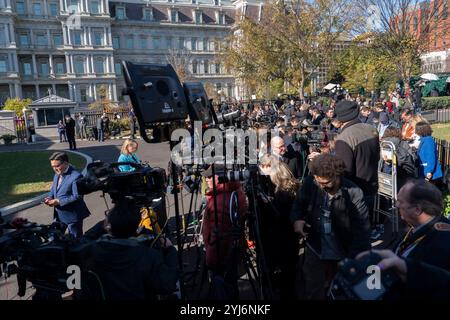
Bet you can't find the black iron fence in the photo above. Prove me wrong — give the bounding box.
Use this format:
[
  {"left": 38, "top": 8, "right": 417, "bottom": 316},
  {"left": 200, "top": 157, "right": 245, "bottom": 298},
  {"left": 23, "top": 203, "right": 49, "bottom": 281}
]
[
  {"left": 436, "top": 138, "right": 450, "bottom": 177},
  {"left": 81, "top": 110, "right": 131, "bottom": 128}
]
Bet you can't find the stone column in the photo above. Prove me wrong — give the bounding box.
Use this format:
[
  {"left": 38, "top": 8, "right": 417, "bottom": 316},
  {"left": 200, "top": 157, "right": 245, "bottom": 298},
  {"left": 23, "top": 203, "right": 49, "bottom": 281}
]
[
  {"left": 112, "top": 83, "right": 117, "bottom": 100},
  {"left": 4, "top": 23, "right": 9, "bottom": 44},
  {"left": 32, "top": 54, "right": 38, "bottom": 78},
  {"left": 47, "top": 29, "right": 51, "bottom": 47},
  {"left": 35, "top": 84, "right": 39, "bottom": 99},
  {"left": 70, "top": 55, "right": 75, "bottom": 73},
  {"left": 65, "top": 53, "right": 71, "bottom": 73},
  {"left": 68, "top": 82, "right": 74, "bottom": 100},
  {"left": 49, "top": 54, "right": 54, "bottom": 75},
  {"left": 43, "top": 0, "right": 48, "bottom": 16}
]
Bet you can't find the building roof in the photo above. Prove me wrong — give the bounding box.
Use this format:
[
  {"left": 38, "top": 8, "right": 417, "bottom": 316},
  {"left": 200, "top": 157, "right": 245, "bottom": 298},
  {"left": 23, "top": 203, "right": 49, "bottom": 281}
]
[
  {"left": 109, "top": 0, "right": 236, "bottom": 24},
  {"left": 30, "top": 95, "right": 76, "bottom": 107}
]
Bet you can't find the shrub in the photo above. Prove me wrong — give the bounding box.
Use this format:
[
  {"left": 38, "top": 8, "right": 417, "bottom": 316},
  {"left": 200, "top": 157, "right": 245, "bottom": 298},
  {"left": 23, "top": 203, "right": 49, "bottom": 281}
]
[
  {"left": 422, "top": 96, "right": 450, "bottom": 110},
  {"left": 0, "top": 134, "right": 17, "bottom": 144}
]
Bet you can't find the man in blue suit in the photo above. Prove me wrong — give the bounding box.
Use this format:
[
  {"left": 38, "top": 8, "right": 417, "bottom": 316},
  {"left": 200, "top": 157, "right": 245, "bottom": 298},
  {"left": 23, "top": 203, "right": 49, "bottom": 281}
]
[{"left": 44, "top": 152, "right": 90, "bottom": 238}]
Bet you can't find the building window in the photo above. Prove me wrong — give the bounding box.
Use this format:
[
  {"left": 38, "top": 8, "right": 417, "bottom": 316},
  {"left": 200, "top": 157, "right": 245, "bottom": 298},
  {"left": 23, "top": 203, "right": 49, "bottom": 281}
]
[
  {"left": 16, "top": 1, "right": 25, "bottom": 14},
  {"left": 215, "top": 63, "right": 220, "bottom": 74},
  {"left": 20, "top": 34, "right": 29, "bottom": 46},
  {"left": 74, "top": 58, "right": 85, "bottom": 74},
  {"left": 94, "top": 32, "right": 103, "bottom": 46},
  {"left": 23, "top": 62, "right": 32, "bottom": 75},
  {"left": 140, "top": 37, "right": 147, "bottom": 49},
  {"left": 126, "top": 37, "right": 133, "bottom": 49},
  {"left": 80, "top": 88, "right": 88, "bottom": 102},
  {"left": 37, "top": 108, "right": 69, "bottom": 126},
  {"left": 191, "top": 38, "right": 197, "bottom": 51},
  {"left": 0, "top": 58, "right": 7, "bottom": 73},
  {"left": 204, "top": 61, "right": 208, "bottom": 74},
  {"left": 36, "top": 34, "right": 47, "bottom": 46},
  {"left": 40, "top": 62, "right": 49, "bottom": 76},
  {"left": 33, "top": 3, "right": 42, "bottom": 16},
  {"left": 94, "top": 58, "right": 104, "bottom": 73},
  {"left": 143, "top": 8, "right": 153, "bottom": 20},
  {"left": 0, "top": 26, "right": 5, "bottom": 45},
  {"left": 195, "top": 11, "right": 202, "bottom": 24},
  {"left": 69, "top": 0, "right": 78, "bottom": 13},
  {"left": 413, "top": 16, "right": 418, "bottom": 31},
  {"left": 170, "top": 9, "right": 178, "bottom": 22},
  {"left": 53, "top": 34, "right": 62, "bottom": 46},
  {"left": 115, "top": 62, "right": 121, "bottom": 75},
  {"left": 55, "top": 62, "right": 65, "bottom": 74},
  {"left": 152, "top": 37, "right": 160, "bottom": 49},
  {"left": 166, "top": 37, "right": 172, "bottom": 49},
  {"left": 116, "top": 7, "right": 125, "bottom": 20},
  {"left": 218, "top": 12, "right": 225, "bottom": 24},
  {"left": 203, "top": 38, "right": 208, "bottom": 51},
  {"left": 112, "top": 36, "right": 120, "bottom": 49},
  {"left": 90, "top": 0, "right": 99, "bottom": 14},
  {"left": 179, "top": 37, "right": 184, "bottom": 49},
  {"left": 192, "top": 60, "right": 197, "bottom": 74},
  {"left": 50, "top": 3, "right": 58, "bottom": 16},
  {"left": 445, "top": 0, "right": 449, "bottom": 19},
  {"left": 214, "top": 0, "right": 219, "bottom": 5},
  {"left": 73, "top": 31, "right": 82, "bottom": 45}
]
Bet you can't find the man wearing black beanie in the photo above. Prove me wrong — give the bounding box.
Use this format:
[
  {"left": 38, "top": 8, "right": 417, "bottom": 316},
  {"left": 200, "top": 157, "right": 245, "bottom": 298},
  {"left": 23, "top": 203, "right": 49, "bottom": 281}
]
[{"left": 333, "top": 100, "right": 380, "bottom": 229}]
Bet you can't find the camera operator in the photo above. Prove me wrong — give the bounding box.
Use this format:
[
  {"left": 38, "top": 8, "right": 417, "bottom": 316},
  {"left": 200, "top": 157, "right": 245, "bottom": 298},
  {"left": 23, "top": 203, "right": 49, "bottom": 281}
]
[
  {"left": 356, "top": 249, "right": 450, "bottom": 299},
  {"left": 394, "top": 179, "right": 450, "bottom": 270},
  {"left": 45, "top": 152, "right": 91, "bottom": 239},
  {"left": 271, "top": 136, "right": 302, "bottom": 179},
  {"left": 290, "top": 153, "right": 371, "bottom": 300},
  {"left": 81, "top": 200, "right": 177, "bottom": 300},
  {"left": 258, "top": 154, "right": 300, "bottom": 299}
]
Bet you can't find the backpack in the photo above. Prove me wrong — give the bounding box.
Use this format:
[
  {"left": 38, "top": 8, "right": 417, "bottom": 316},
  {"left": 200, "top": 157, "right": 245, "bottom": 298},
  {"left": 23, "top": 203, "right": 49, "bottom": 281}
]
[{"left": 397, "top": 141, "right": 419, "bottom": 178}]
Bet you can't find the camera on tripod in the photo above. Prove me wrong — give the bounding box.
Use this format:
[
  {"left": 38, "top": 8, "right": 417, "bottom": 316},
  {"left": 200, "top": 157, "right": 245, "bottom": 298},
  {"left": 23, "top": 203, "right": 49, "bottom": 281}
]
[
  {"left": 77, "top": 161, "right": 167, "bottom": 206},
  {"left": 0, "top": 221, "right": 90, "bottom": 299}
]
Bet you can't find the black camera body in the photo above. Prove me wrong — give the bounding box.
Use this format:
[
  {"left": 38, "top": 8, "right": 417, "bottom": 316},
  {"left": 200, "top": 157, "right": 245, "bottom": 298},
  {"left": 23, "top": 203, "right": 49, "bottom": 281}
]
[
  {"left": 77, "top": 161, "right": 167, "bottom": 206},
  {"left": 329, "top": 252, "right": 399, "bottom": 300}
]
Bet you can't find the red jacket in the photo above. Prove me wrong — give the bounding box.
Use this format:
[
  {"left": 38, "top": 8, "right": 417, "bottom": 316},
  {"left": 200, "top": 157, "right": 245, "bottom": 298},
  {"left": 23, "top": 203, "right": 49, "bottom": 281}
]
[{"left": 202, "top": 181, "right": 248, "bottom": 268}]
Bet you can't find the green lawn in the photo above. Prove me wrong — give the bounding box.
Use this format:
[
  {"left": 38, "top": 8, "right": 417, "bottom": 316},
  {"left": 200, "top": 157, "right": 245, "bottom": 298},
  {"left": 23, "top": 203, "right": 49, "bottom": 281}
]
[
  {"left": 0, "top": 151, "right": 86, "bottom": 208},
  {"left": 432, "top": 123, "right": 450, "bottom": 142}
]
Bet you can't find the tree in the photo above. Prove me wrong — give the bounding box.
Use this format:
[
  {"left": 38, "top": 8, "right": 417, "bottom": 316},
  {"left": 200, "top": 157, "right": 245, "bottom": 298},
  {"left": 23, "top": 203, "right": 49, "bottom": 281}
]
[
  {"left": 353, "top": 0, "right": 446, "bottom": 97},
  {"left": 165, "top": 49, "right": 193, "bottom": 83},
  {"left": 330, "top": 40, "right": 399, "bottom": 95},
  {"left": 222, "top": 0, "right": 358, "bottom": 99},
  {"left": 88, "top": 85, "right": 116, "bottom": 112},
  {"left": 3, "top": 98, "right": 32, "bottom": 117}
]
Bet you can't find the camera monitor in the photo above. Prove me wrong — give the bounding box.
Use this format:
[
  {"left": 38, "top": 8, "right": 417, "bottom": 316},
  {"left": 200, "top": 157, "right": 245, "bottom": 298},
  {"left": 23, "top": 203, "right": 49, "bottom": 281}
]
[
  {"left": 183, "top": 82, "right": 215, "bottom": 125},
  {"left": 121, "top": 61, "right": 189, "bottom": 129}
]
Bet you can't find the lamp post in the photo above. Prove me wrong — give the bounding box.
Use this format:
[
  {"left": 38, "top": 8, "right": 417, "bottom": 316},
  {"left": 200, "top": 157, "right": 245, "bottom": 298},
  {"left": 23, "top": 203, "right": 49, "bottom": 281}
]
[{"left": 22, "top": 107, "right": 29, "bottom": 143}]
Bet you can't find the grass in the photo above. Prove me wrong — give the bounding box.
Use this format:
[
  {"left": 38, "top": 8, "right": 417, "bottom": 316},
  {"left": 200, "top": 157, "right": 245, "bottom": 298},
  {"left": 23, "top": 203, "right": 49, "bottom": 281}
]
[
  {"left": 0, "top": 151, "right": 86, "bottom": 208},
  {"left": 432, "top": 123, "right": 450, "bottom": 142}
]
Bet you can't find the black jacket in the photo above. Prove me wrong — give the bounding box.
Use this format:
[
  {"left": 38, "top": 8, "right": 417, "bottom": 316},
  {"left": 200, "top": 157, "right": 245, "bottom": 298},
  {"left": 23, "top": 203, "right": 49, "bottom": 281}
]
[
  {"left": 334, "top": 119, "right": 380, "bottom": 196},
  {"left": 280, "top": 144, "right": 303, "bottom": 179},
  {"left": 65, "top": 118, "right": 76, "bottom": 136},
  {"left": 404, "top": 259, "right": 450, "bottom": 299},
  {"left": 290, "top": 176, "right": 371, "bottom": 258},
  {"left": 82, "top": 236, "right": 178, "bottom": 300},
  {"left": 395, "top": 216, "right": 450, "bottom": 271}
]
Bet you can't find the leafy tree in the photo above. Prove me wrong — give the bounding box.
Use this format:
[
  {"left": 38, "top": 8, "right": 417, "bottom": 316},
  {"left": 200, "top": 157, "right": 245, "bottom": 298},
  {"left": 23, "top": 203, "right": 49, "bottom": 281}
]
[
  {"left": 222, "top": 0, "right": 357, "bottom": 99},
  {"left": 88, "top": 85, "right": 116, "bottom": 112},
  {"left": 2, "top": 98, "right": 32, "bottom": 117}
]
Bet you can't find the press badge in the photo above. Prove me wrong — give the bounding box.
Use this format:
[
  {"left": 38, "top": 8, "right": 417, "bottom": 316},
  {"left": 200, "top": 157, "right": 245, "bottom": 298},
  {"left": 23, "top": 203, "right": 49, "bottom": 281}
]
[{"left": 322, "top": 209, "right": 332, "bottom": 234}]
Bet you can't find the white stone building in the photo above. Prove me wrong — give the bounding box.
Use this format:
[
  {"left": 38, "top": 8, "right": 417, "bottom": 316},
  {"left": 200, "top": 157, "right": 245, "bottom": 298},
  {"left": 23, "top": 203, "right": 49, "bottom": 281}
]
[{"left": 0, "top": 0, "right": 238, "bottom": 115}]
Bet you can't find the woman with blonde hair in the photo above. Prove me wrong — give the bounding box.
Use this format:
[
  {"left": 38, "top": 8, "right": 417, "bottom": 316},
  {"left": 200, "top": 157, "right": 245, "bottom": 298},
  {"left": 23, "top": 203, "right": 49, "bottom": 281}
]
[
  {"left": 258, "top": 154, "right": 300, "bottom": 299},
  {"left": 118, "top": 139, "right": 141, "bottom": 172}
]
